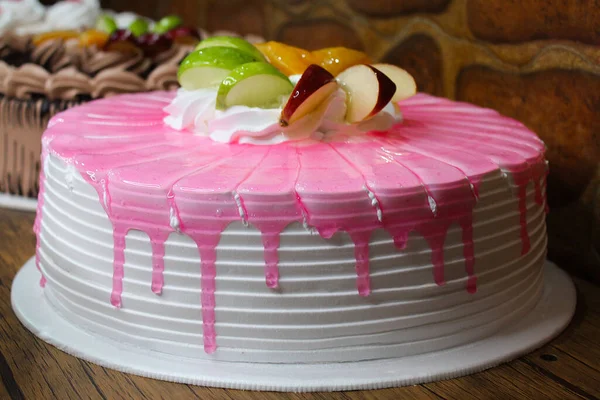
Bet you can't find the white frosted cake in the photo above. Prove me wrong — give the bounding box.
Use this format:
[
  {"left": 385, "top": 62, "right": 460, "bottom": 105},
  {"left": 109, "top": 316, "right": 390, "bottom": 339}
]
[{"left": 18, "top": 37, "right": 565, "bottom": 388}]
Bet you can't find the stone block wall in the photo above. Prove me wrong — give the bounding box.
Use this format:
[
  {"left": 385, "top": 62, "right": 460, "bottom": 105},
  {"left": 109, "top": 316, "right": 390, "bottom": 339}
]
[{"left": 105, "top": 0, "right": 600, "bottom": 282}]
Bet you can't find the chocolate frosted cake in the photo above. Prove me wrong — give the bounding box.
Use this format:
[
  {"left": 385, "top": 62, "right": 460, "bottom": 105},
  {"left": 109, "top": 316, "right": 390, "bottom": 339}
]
[
  {"left": 0, "top": 0, "right": 257, "bottom": 201},
  {"left": 0, "top": 35, "right": 193, "bottom": 197}
]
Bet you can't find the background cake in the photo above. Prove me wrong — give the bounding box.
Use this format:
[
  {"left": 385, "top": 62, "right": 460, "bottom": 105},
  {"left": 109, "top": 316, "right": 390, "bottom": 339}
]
[{"left": 0, "top": 0, "right": 259, "bottom": 202}]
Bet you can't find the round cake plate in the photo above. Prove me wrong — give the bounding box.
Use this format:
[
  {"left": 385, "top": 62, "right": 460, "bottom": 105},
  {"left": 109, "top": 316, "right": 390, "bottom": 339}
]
[
  {"left": 0, "top": 193, "right": 37, "bottom": 212},
  {"left": 12, "top": 258, "right": 576, "bottom": 392}
]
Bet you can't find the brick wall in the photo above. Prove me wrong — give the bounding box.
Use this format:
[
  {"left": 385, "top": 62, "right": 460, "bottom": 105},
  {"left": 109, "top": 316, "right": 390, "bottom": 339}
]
[{"left": 104, "top": 0, "right": 600, "bottom": 281}]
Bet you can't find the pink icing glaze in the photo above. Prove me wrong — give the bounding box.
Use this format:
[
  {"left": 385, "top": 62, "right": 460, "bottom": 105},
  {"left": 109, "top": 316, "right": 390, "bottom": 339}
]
[{"left": 36, "top": 92, "right": 547, "bottom": 353}]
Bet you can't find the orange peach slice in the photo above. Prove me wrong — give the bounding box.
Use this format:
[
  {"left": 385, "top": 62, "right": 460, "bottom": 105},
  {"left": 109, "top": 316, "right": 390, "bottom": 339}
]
[
  {"left": 32, "top": 30, "right": 80, "bottom": 47},
  {"left": 79, "top": 29, "right": 110, "bottom": 48},
  {"left": 255, "top": 41, "right": 315, "bottom": 76},
  {"left": 312, "top": 47, "right": 371, "bottom": 76}
]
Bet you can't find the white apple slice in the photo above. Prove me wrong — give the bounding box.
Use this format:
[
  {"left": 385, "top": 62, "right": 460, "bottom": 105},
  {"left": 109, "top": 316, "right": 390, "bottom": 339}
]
[
  {"left": 371, "top": 63, "right": 416, "bottom": 101},
  {"left": 280, "top": 64, "right": 339, "bottom": 127},
  {"left": 336, "top": 64, "right": 396, "bottom": 123}
]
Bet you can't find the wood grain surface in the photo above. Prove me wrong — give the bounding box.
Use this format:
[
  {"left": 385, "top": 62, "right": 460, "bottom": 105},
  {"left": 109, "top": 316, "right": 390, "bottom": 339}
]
[{"left": 0, "top": 207, "right": 599, "bottom": 399}]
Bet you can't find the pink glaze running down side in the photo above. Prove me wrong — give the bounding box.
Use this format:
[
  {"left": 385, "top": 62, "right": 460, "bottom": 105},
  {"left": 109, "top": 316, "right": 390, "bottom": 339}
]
[{"left": 36, "top": 92, "right": 547, "bottom": 354}]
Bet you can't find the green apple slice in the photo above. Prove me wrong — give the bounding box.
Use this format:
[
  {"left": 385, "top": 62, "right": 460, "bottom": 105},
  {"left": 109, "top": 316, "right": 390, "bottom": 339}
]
[
  {"left": 178, "top": 47, "right": 256, "bottom": 90},
  {"left": 216, "top": 62, "right": 293, "bottom": 110},
  {"left": 129, "top": 18, "right": 149, "bottom": 37},
  {"left": 153, "top": 15, "right": 183, "bottom": 34},
  {"left": 96, "top": 15, "right": 118, "bottom": 34},
  {"left": 195, "top": 36, "right": 265, "bottom": 62}
]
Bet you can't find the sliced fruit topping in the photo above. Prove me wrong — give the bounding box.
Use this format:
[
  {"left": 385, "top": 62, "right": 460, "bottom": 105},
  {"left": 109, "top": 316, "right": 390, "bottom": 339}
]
[
  {"left": 371, "top": 63, "right": 416, "bottom": 101},
  {"left": 216, "top": 62, "right": 293, "bottom": 110},
  {"left": 312, "top": 47, "right": 371, "bottom": 76},
  {"left": 32, "top": 30, "right": 79, "bottom": 47},
  {"left": 153, "top": 15, "right": 183, "bottom": 34},
  {"left": 255, "top": 41, "right": 315, "bottom": 76},
  {"left": 129, "top": 18, "right": 150, "bottom": 37},
  {"left": 195, "top": 36, "right": 265, "bottom": 62},
  {"left": 178, "top": 46, "right": 256, "bottom": 90},
  {"left": 137, "top": 33, "right": 173, "bottom": 57},
  {"left": 96, "top": 15, "right": 118, "bottom": 35},
  {"left": 336, "top": 64, "right": 396, "bottom": 123},
  {"left": 165, "top": 27, "right": 201, "bottom": 45},
  {"left": 280, "top": 64, "right": 338, "bottom": 127},
  {"left": 104, "top": 29, "right": 139, "bottom": 54},
  {"left": 79, "top": 29, "right": 110, "bottom": 48}
]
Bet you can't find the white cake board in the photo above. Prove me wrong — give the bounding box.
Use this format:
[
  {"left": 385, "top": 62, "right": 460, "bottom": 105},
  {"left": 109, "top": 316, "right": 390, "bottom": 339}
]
[
  {"left": 0, "top": 193, "right": 37, "bottom": 212},
  {"left": 12, "top": 258, "right": 576, "bottom": 392}
]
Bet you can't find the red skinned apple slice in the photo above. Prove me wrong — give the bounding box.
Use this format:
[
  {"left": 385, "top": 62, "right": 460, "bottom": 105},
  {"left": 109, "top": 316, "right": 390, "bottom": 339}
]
[
  {"left": 371, "top": 63, "right": 416, "bottom": 101},
  {"left": 280, "top": 64, "right": 338, "bottom": 127},
  {"left": 336, "top": 64, "right": 396, "bottom": 123}
]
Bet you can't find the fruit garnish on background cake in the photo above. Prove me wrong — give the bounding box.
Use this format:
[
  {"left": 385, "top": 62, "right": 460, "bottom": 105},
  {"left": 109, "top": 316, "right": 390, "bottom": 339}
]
[
  {"left": 98, "top": 14, "right": 200, "bottom": 56},
  {"left": 28, "top": 12, "right": 201, "bottom": 59},
  {"left": 167, "top": 36, "right": 417, "bottom": 143}
]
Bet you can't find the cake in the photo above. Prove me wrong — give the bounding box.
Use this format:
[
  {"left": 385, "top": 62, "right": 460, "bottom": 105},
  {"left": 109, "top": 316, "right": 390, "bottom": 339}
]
[
  {"left": 25, "top": 37, "right": 555, "bottom": 381},
  {"left": 0, "top": 0, "right": 243, "bottom": 200}
]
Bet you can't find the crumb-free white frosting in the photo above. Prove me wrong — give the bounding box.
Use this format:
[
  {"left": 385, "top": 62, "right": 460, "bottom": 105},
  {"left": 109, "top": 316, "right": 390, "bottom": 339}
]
[
  {"left": 164, "top": 81, "right": 400, "bottom": 144},
  {"left": 37, "top": 153, "right": 547, "bottom": 363},
  {"left": 33, "top": 92, "right": 549, "bottom": 363}
]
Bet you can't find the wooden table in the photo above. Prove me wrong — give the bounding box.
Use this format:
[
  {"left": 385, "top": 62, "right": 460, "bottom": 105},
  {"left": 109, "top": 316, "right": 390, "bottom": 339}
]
[{"left": 1, "top": 208, "right": 599, "bottom": 400}]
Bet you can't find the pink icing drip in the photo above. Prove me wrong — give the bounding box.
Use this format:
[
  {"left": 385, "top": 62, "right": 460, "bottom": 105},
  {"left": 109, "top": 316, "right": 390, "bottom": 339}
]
[
  {"left": 460, "top": 215, "right": 477, "bottom": 294},
  {"left": 167, "top": 188, "right": 183, "bottom": 229},
  {"left": 194, "top": 236, "right": 219, "bottom": 354},
  {"left": 240, "top": 146, "right": 305, "bottom": 289},
  {"left": 38, "top": 92, "right": 548, "bottom": 353},
  {"left": 111, "top": 226, "right": 127, "bottom": 308},
  {"left": 418, "top": 224, "right": 450, "bottom": 286},
  {"left": 34, "top": 252, "right": 47, "bottom": 287},
  {"left": 150, "top": 235, "right": 167, "bottom": 294},
  {"left": 392, "top": 232, "right": 410, "bottom": 250},
  {"left": 262, "top": 232, "right": 281, "bottom": 288}
]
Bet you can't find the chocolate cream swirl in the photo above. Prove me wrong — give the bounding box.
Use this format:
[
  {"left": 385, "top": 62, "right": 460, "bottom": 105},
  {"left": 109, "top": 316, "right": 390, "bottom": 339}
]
[
  {"left": 82, "top": 47, "right": 152, "bottom": 77},
  {"left": 46, "top": 67, "right": 92, "bottom": 100},
  {"left": 92, "top": 69, "right": 146, "bottom": 98},
  {"left": 30, "top": 38, "right": 81, "bottom": 72},
  {"left": 147, "top": 45, "right": 192, "bottom": 91},
  {"left": 3, "top": 64, "right": 49, "bottom": 99}
]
